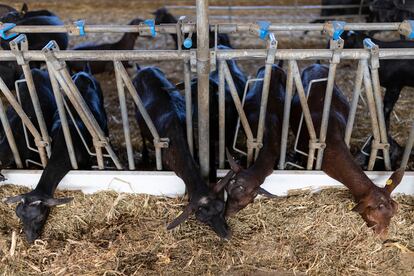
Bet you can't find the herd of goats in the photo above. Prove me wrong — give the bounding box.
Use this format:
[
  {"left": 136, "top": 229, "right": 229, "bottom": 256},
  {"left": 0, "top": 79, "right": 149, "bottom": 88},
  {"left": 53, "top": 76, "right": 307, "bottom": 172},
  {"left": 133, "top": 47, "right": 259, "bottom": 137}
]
[{"left": 0, "top": 2, "right": 412, "bottom": 243}]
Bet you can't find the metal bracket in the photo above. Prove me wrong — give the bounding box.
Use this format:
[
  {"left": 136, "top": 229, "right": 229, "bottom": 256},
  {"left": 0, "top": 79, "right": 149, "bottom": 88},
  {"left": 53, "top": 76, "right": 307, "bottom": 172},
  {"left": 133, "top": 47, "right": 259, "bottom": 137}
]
[
  {"left": 0, "top": 23, "right": 18, "bottom": 40},
  {"left": 247, "top": 139, "right": 263, "bottom": 150},
  {"left": 9, "top": 34, "right": 28, "bottom": 65},
  {"left": 154, "top": 138, "right": 169, "bottom": 149},
  {"left": 265, "top": 33, "right": 278, "bottom": 65},
  {"left": 329, "top": 38, "right": 343, "bottom": 64},
  {"left": 323, "top": 21, "right": 346, "bottom": 41},
  {"left": 42, "top": 41, "right": 66, "bottom": 71},
  {"left": 363, "top": 38, "right": 380, "bottom": 69},
  {"left": 177, "top": 16, "right": 194, "bottom": 49},
  {"left": 256, "top": 21, "right": 271, "bottom": 40},
  {"left": 398, "top": 20, "right": 414, "bottom": 39},
  {"left": 190, "top": 50, "right": 216, "bottom": 73},
  {"left": 143, "top": 19, "right": 157, "bottom": 37},
  {"left": 68, "top": 20, "right": 86, "bottom": 36}
]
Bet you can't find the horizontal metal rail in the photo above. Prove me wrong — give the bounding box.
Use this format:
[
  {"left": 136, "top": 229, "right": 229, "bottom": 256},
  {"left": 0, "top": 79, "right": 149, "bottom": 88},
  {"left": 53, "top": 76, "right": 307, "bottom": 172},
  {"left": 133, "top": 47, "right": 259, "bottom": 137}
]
[
  {"left": 3, "top": 22, "right": 408, "bottom": 35},
  {"left": 166, "top": 4, "right": 369, "bottom": 11},
  {"left": 1, "top": 49, "right": 414, "bottom": 62}
]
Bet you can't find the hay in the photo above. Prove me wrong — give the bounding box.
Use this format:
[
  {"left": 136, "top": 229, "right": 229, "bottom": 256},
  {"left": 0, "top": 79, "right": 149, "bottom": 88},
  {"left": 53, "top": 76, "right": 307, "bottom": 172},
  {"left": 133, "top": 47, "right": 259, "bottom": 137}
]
[{"left": 1, "top": 185, "right": 413, "bottom": 275}]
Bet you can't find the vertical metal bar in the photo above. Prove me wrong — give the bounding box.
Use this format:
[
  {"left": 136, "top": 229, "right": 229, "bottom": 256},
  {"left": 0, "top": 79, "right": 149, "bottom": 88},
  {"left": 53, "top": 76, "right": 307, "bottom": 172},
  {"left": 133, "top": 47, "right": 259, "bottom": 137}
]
[
  {"left": 370, "top": 65, "right": 391, "bottom": 170},
  {"left": 291, "top": 60, "right": 318, "bottom": 170},
  {"left": 183, "top": 60, "right": 194, "bottom": 157},
  {"left": 255, "top": 34, "right": 277, "bottom": 160},
  {"left": 0, "top": 76, "right": 47, "bottom": 167},
  {"left": 344, "top": 60, "right": 364, "bottom": 147},
  {"left": 278, "top": 60, "right": 294, "bottom": 169},
  {"left": 400, "top": 122, "right": 414, "bottom": 170},
  {"left": 21, "top": 64, "right": 51, "bottom": 157},
  {"left": 0, "top": 94, "right": 23, "bottom": 168},
  {"left": 315, "top": 58, "right": 339, "bottom": 170},
  {"left": 115, "top": 61, "right": 165, "bottom": 170},
  {"left": 114, "top": 61, "right": 135, "bottom": 170},
  {"left": 222, "top": 62, "right": 255, "bottom": 163},
  {"left": 95, "top": 143, "right": 104, "bottom": 170},
  {"left": 362, "top": 60, "right": 381, "bottom": 170},
  {"left": 196, "top": 0, "right": 210, "bottom": 179},
  {"left": 218, "top": 60, "right": 226, "bottom": 168},
  {"left": 46, "top": 63, "right": 78, "bottom": 170}
]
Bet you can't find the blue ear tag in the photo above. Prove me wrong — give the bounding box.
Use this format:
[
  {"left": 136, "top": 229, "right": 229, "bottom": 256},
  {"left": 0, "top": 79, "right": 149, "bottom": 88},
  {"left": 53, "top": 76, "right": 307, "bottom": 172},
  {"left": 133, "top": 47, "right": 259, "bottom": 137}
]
[
  {"left": 0, "top": 23, "right": 18, "bottom": 40},
  {"left": 183, "top": 37, "right": 192, "bottom": 49},
  {"left": 257, "top": 21, "right": 271, "bottom": 40},
  {"left": 144, "top": 19, "right": 156, "bottom": 37},
  {"left": 331, "top": 21, "right": 346, "bottom": 40},
  {"left": 74, "top": 20, "right": 86, "bottom": 36}
]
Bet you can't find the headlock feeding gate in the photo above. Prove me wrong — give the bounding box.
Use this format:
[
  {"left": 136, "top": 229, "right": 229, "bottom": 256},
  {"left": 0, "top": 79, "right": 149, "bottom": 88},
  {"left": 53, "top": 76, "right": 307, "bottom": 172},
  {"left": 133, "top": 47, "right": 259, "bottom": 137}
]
[{"left": 0, "top": 1, "right": 413, "bottom": 196}]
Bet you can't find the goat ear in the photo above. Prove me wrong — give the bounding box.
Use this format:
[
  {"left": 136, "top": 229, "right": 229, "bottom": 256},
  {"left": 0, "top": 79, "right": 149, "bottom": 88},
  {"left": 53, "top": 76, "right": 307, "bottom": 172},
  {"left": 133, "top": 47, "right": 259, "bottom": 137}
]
[
  {"left": 226, "top": 148, "right": 242, "bottom": 173},
  {"left": 43, "top": 197, "right": 74, "bottom": 207},
  {"left": 213, "top": 170, "right": 235, "bottom": 193},
  {"left": 21, "top": 3, "right": 28, "bottom": 14},
  {"left": 167, "top": 204, "right": 194, "bottom": 230},
  {"left": 257, "top": 187, "right": 277, "bottom": 198},
  {"left": 2, "top": 195, "right": 24, "bottom": 204},
  {"left": 384, "top": 168, "right": 405, "bottom": 195},
  {"left": 351, "top": 201, "right": 366, "bottom": 214}
]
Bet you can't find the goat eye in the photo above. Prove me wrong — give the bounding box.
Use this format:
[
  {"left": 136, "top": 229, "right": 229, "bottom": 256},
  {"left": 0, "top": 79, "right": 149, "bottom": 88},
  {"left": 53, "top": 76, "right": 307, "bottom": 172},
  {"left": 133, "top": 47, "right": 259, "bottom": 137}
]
[
  {"left": 378, "top": 204, "right": 385, "bottom": 209},
  {"left": 238, "top": 186, "right": 245, "bottom": 191}
]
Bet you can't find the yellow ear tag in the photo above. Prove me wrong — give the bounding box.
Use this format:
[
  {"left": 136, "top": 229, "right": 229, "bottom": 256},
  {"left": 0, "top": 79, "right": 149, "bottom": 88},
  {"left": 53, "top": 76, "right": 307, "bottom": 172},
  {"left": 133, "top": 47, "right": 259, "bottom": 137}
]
[{"left": 386, "top": 179, "right": 393, "bottom": 186}]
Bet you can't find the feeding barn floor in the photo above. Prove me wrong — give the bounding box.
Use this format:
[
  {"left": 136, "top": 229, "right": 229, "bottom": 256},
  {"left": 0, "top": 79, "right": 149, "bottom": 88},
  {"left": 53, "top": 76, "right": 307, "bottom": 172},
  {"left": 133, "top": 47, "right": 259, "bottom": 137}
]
[
  {"left": 1, "top": 0, "right": 414, "bottom": 275},
  {"left": 1, "top": 185, "right": 414, "bottom": 275}
]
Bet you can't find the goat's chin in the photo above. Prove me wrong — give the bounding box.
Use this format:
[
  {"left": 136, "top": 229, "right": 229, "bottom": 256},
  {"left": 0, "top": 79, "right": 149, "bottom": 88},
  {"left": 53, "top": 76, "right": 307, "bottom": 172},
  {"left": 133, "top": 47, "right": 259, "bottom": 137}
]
[{"left": 372, "top": 224, "right": 389, "bottom": 240}]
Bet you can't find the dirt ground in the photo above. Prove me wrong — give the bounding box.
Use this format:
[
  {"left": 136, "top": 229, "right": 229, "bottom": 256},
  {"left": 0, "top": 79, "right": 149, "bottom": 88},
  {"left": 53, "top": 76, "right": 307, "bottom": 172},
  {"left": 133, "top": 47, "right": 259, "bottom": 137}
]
[{"left": 0, "top": 1, "right": 413, "bottom": 275}]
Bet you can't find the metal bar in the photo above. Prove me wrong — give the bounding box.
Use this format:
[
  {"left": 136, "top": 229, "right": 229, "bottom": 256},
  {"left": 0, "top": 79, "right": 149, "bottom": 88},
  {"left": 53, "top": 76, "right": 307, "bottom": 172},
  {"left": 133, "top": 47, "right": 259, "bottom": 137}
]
[
  {"left": 401, "top": 122, "right": 414, "bottom": 170},
  {"left": 2, "top": 49, "right": 414, "bottom": 62},
  {"left": 6, "top": 22, "right": 404, "bottom": 35},
  {"left": 114, "top": 61, "right": 135, "bottom": 170},
  {"left": 291, "top": 60, "right": 318, "bottom": 170},
  {"left": 315, "top": 40, "right": 340, "bottom": 170},
  {"left": 345, "top": 60, "right": 364, "bottom": 147},
  {"left": 370, "top": 64, "right": 391, "bottom": 170},
  {"left": 0, "top": 92, "right": 23, "bottom": 168},
  {"left": 218, "top": 60, "right": 226, "bottom": 168},
  {"left": 362, "top": 60, "right": 382, "bottom": 170},
  {"left": 115, "top": 61, "right": 165, "bottom": 171},
  {"left": 196, "top": 0, "right": 210, "bottom": 179},
  {"left": 48, "top": 59, "right": 122, "bottom": 170},
  {"left": 255, "top": 33, "right": 277, "bottom": 161},
  {"left": 222, "top": 62, "right": 255, "bottom": 162},
  {"left": 45, "top": 63, "right": 78, "bottom": 170},
  {"left": 0, "top": 76, "right": 47, "bottom": 167},
  {"left": 278, "top": 60, "right": 294, "bottom": 170},
  {"left": 183, "top": 60, "right": 194, "bottom": 157},
  {"left": 95, "top": 142, "right": 104, "bottom": 170},
  {"left": 21, "top": 65, "right": 51, "bottom": 157},
  {"left": 166, "top": 4, "right": 369, "bottom": 10}
]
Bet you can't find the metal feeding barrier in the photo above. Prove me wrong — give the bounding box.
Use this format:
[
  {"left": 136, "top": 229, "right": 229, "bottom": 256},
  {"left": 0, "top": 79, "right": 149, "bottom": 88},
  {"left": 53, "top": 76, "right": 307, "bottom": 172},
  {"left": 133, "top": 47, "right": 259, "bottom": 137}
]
[{"left": 0, "top": 0, "right": 413, "bottom": 196}]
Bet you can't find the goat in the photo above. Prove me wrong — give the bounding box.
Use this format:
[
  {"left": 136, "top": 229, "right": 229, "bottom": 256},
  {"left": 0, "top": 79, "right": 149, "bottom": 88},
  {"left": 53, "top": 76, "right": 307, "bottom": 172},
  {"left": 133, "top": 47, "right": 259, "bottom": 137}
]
[
  {"left": 68, "top": 18, "right": 143, "bottom": 74},
  {"left": 343, "top": 31, "right": 414, "bottom": 168},
  {"left": 3, "top": 65, "right": 108, "bottom": 242},
  {"left": 370, "top": 0, "right": 414, "bottom": 23},
  {"left": 153, "top": 7, "right": 232, "bottom": 49},
  {"left": 214, "top": 64, "right": 286, "bottom": 217},
  {"left": 290, "top": 63, "right": 405, "bottom": 237},
  {"left": 0, "top": 69, "right": 57, "bottom": 169},
  {"left": 133, "top": 66, "right": 230, "bottom": 239}
]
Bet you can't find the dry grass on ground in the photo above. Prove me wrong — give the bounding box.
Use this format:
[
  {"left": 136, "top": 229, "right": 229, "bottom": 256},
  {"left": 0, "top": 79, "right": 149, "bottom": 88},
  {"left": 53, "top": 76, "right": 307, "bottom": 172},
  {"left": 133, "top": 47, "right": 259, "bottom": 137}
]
[{"left": 0, "top": 185, "right": 413, "bottom": 275}]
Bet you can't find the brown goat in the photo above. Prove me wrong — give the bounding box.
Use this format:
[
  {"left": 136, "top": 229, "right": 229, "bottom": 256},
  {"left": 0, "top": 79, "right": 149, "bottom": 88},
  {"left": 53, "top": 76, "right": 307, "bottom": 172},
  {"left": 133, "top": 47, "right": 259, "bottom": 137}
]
[{"left": 290, "top": 63, "right": 404, "bottom": 237}]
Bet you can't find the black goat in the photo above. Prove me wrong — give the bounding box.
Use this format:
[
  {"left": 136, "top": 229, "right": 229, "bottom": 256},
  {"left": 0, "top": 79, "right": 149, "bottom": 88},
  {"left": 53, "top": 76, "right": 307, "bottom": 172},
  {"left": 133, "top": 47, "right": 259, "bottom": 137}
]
[
  {"left": 133, "top": 66, "right": 230, "bottom": 239},
  {"left": 153, "top": 7, "right": 232, "bottom": 49},
  {"left": 3, "top": 66, "right": 108, "bottom": 243},
  {"left": 68, "top": 18, "right": 143, "bottom": 74},
  {"left": 215, "top": 64, "right": 286, "bottom": 216},
  {"left": 309, "top": 0, "right": 371, "bottom": 24},
  {"left": 0, "top": 69, "right": 57, "bottom": 169}
]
